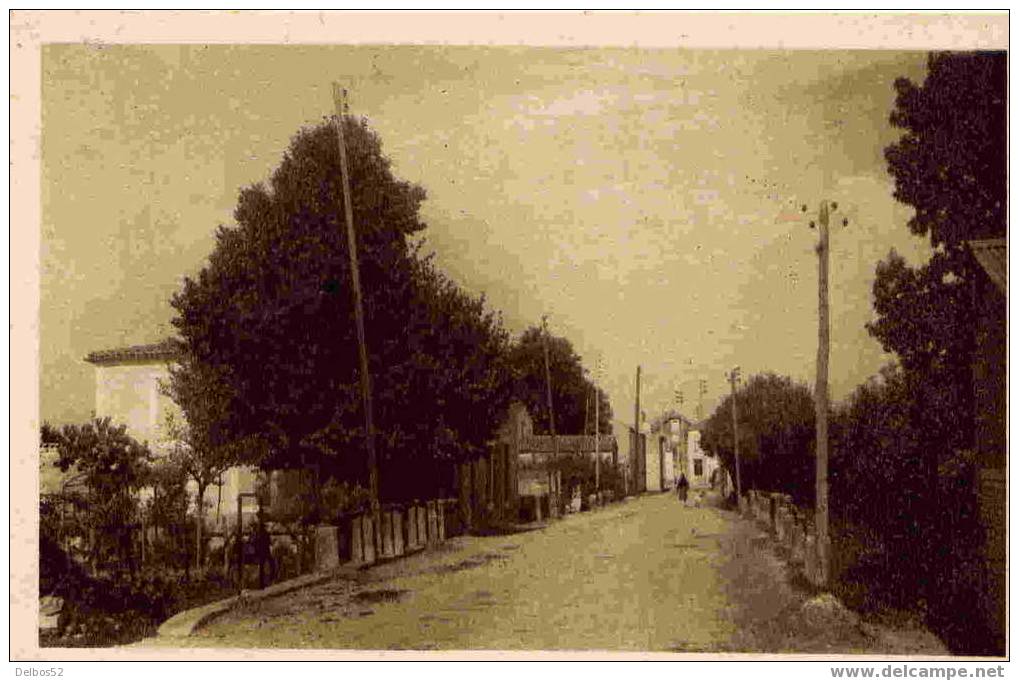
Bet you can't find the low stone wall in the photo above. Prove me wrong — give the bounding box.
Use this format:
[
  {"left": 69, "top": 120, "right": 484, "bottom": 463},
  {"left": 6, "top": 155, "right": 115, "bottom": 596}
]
[
  {"left": 314, "top": 498, "right": 457, "bottom": 572},
  {"left": 744, "top": 489, "right": 823, "bottom": 586}
]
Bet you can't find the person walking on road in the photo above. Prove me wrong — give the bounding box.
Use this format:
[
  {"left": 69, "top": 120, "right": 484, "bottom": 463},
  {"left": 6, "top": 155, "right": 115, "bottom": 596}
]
[{"left": 677, "top": 473, "right": 689, "bottom": 504}]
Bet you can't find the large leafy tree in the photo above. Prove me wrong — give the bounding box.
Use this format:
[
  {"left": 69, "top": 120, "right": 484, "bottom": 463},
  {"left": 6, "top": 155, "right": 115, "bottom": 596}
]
[
  {"left": 700, "top": 372, "right": 815, "bottom": 505},
  {"left": 864, "top": 52, "right": 1005, "bottom": 653},
  {"left": 172, "top": 117, "right": 424, "bottom": 479},
  {"left": 159, "top": 371, "right": 239, "bottom": 570},
  {"left": 171, "top": 116, "right": 514, "bottom": 503},
  {"left": 870, "top": 51, "right": 1006, "bottom": 459},
  {"left": 508, "top": 326, "right": 612, "bottom": 436}
]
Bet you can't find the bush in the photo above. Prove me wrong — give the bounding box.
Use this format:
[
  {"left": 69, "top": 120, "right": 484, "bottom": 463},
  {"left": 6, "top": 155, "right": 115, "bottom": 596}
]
[
  {"left": 830, "top": 364, "right": 995, "bottom": 654},
  {"left": 320, "top": 478, "right": 371, "bottom": 522},
  {"left": 40, "top": 535, "right": 235, "bottom": 647}
]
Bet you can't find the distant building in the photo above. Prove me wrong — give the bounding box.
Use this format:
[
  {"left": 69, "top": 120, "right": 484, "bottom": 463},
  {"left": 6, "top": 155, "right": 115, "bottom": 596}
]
[
  {"left": 615, "top": 417, "right": 651, "bottom": 495},
  {"left": 84, "top": 341, "right": 258, "bottom": 524},
  {"left": 517, "top": 431, "right": 617, "bottom": 514},
  {"left": 518, "top": 434, "right": 618, "bottom": 469},
  {"left": 461, "top": 403, "right": 619, "bottom": 525},
  {"left": 966, "top": 238, "right": 1006, "bottom": 652},
  {"left": 683, "top": 429, "right": 720, "bottom": 489},
  {"left": 651, "top": 410, "right": 692, "bottom": 491}
]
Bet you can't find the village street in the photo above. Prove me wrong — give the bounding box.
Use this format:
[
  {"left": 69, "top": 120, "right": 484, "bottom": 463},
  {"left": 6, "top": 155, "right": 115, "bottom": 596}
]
[{"left": 174, "top": 493, "right": 944, "bottom": 653}]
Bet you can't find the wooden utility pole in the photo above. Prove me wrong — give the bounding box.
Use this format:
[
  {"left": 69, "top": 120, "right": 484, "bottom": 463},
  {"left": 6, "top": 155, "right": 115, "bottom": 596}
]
[
  {"left": 332, "top": 84, "right": 381, "bottom": 536},
  {"left": 729, "top": 366, "right": 743, "bottom": 506},
  {"left": 584, "top": 390, "right": 590, "bottom": 442},
  {"left": 541, "top": 316, "right": 559, "bottom": 514},
  {"left": 814, "top": 200, "right": 833, "bottom": 587},
  {"left": 594, "top": 383, "right": 600, "bottom": 493},
  {"left": 634, "top": 365, "right": 642, "bottom": 494},
  {"left": 698, "top": 379, "right": 707, "bottom": 422}
]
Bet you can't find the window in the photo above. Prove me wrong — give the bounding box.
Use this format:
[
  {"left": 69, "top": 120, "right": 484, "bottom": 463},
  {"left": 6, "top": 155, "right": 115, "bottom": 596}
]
[{"left": 694, "top": 459, "right": 703, "bottom": 477}]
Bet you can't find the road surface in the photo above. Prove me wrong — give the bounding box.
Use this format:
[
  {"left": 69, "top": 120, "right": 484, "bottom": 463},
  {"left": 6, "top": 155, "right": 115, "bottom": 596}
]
[{"left": 180, "top": 492, "right": 945, "bottom": 653}]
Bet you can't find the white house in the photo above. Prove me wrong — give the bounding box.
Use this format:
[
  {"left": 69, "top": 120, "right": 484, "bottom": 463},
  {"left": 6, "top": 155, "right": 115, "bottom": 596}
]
[
  {"left": 684, "top": 429, "right": 720, "bottom": 488},
  {"left": 650, "top": 411, "right": 694, "bottom": 491},
  {"left": 84, "top": 341, "right": 258, "bottom": 524}
]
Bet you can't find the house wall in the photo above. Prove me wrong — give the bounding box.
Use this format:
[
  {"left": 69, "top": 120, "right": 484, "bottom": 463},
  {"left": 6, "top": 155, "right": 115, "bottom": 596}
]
[
  {"left": 94, "top": 361, "right": 177, "bottom": 449},
  {"left": 685, "top": 430, "right": 716, "bottom": 488},
  {"left": 93, "top": 358, "right": 257, "bottom": 524},
  {"left": 659, "top": 417, "right": 687, "bottom": 488},
  {"left": 645, "top": 436, "right": 663, "bottom": 492},
  {"left": 661, "top": 438, "right": 675, "bottom": 489}
]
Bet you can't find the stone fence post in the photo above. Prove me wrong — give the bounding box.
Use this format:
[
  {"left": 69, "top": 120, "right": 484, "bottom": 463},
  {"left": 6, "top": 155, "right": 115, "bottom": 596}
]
[{"left": 314, "top": 524, "right": 339, "bottom": 572}]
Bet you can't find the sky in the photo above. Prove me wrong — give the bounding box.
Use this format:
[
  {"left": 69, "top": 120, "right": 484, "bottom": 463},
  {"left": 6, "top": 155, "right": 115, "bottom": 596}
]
[{"left": 41, "top": 44, "right": 933, "bottom": 429}]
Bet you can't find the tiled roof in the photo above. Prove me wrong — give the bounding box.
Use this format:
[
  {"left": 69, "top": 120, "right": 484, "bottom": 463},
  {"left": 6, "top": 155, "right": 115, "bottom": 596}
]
[
  {"left": 520, "top": 434, "right": 617, "bottom": 454},
  {"left": 85, "top": 340, "right": 178, "bottom": 365},
  {"left": 970, "top": 239, "right": 1007, "bottom": 294}
]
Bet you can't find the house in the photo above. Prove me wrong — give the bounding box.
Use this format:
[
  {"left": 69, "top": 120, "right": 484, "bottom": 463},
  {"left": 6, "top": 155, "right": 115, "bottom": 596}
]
[
  {"left": 84, "top": 341, "right": 258, "bottom": 525},
  {"left": 651, "top": 410, "right": 693, "bottom": 491},
  {"left": 517, "top": 430, "right": 618, "bottom": 518},
  {"left": 457, "top": 402, "right": 620, "bottom": 527},
  {"left": 966, "top": 238, "right": 1007, "bottom": 652},
  {"left": 683, "top": 429, "right": 720, "bottom": 489}
]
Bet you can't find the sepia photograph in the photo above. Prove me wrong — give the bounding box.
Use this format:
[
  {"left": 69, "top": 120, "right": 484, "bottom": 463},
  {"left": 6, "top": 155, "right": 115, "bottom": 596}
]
[{"left": 11, "top": 10, "right": 1008, "bottom": 664}]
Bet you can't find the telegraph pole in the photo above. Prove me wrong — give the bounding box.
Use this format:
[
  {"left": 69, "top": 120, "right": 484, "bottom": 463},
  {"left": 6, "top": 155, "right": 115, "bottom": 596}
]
[
  {"left": 594, "top": 383, "right": 600, "bottom": 494},
  {"left": 697, "top": 379, "right": 707, "bottom": 422},
  {"left": 804, "top": 199, "right": 844, "bottom": 587},
  {"left": 634, "top": 365, "right": 642, "bottom": 494},
  {"left": 584, "top": 390, "right": 590, "bottom": 442},
  {"left": 541, "top": 316, "right": 559, "bottom": 514},
  {"left": 728, "top": 366, "right": 743, "bottom": 508},
  {"left": 333, "top": 84, "right": 380, "bottom": 535}
]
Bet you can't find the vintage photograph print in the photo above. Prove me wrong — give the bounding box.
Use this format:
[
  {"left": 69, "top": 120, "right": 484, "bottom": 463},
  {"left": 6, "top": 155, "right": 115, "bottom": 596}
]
[{"left": 19, "top": 12, "right": 1008, "bottom": 659}]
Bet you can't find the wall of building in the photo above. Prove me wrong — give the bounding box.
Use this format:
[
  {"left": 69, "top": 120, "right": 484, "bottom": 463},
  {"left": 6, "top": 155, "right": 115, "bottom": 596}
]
[
  {"left": 685, "top": 430, "right": 718, "bottom": 488},
  {"left": 94, "top": 361, "right": 177, "bottom": 449},
  {"left": 645, "top": 437, "right": 662, "bottom": 492},
  {"left": 93, "top": 359, "right": 257, "bottom": 524}
]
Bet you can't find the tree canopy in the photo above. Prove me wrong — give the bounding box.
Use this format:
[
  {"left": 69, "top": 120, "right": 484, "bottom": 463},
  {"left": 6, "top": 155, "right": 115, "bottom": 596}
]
[
  {"left": 869, "top": 50, "right": 1006, "bottom": 466},
  {"left": 507, "top": 326, "right": 612, "bottom": 436},
  {"left": 700, "top": 372, "right": 815, "bottom": 504},
  {"left": 171, "top": 116, "right": 515, "bottom": 502},
  {"left": 884, "top": 51, "right": 1006, "bottom": 251}
]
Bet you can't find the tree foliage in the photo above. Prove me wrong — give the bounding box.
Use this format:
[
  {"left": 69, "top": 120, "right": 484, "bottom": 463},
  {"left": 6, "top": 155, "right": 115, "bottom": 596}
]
[
  {"left": 870, "top": 51, "right": 1006, "bottom": 458},
  {"left": 172, "top": 118, "right": 423, "bottom": 475},
  {"left": 839, "top": 54, "right": 1005, "bottom": 651},
  {"left": 508, "top": 326, "right": 612, "bottom": 436},
  {"left": 171, "top": 116, "right": 516, "bottom": 502},
  {"left": 41, "top": 418, "right": 152, "bottom": 569},
  {"left": 829, "top": 363, "right": 988, "bottom": 652},
  {"left": 372, "top": 256, "right": 516, "bottom": 500},
  {"left": 700, "top": 372, "right": 815, "bottom": 505},
  {"left": 884, "top": 51, "right": 1006, "bottom": 250},
  {"left": 162, "top": 365, "right": 239, "bottom": 507}
]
